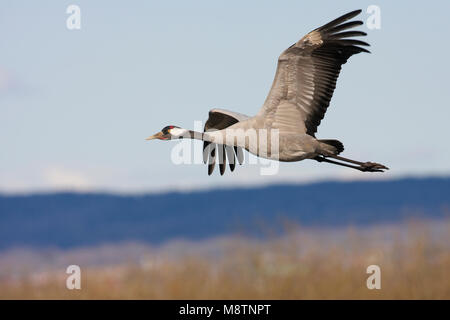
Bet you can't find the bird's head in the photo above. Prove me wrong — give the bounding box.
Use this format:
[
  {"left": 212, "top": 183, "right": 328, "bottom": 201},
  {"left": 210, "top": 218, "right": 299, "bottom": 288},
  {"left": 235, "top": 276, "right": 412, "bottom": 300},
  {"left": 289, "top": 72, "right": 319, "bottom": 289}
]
[{"left": 146, "top": 125, "right": 188, "bottom": 141}]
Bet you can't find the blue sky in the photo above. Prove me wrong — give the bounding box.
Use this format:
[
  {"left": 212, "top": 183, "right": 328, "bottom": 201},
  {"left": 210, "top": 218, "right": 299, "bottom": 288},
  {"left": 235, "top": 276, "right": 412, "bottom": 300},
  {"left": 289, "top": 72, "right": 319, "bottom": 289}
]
[{"left": 1, "top": 1, "right": 449, "bottom": 193}]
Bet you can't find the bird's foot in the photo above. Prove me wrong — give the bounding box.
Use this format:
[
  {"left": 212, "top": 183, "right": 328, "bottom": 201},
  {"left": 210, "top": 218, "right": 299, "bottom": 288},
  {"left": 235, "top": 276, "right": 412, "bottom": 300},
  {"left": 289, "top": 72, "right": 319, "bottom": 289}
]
[{"left": 360, "top": 162, "right": 389, "bottom": 172}]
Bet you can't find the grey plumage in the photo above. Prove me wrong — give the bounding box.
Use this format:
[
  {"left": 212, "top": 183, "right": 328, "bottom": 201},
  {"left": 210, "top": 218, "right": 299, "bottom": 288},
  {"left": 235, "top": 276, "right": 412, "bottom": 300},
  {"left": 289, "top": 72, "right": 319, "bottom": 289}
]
[{"left": 148, "top": 10, "right": 388, "bottom": 175}]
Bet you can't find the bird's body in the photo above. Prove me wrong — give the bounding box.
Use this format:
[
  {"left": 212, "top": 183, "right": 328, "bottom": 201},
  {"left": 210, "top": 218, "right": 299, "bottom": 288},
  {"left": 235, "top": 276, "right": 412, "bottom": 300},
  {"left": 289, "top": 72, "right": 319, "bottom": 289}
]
[
  {"left": 205, "top": 118, "right": 322, "bottom": 162},
  {"left": 147, "top": 9, "right": 388, "bottom": 175}
]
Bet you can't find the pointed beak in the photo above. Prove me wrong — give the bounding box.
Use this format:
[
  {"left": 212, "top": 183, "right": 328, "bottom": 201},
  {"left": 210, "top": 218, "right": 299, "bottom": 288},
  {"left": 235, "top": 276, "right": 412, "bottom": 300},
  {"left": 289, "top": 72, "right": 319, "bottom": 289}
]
[{"left": 145, "top": 131, "right": 164, "bottom": 141}]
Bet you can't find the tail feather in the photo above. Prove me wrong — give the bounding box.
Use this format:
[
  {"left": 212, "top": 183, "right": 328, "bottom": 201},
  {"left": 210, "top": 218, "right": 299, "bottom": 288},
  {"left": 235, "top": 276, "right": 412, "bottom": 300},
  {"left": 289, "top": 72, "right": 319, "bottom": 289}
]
[{"left": 319, "top": 139, "right": 344, "bottom": 155}]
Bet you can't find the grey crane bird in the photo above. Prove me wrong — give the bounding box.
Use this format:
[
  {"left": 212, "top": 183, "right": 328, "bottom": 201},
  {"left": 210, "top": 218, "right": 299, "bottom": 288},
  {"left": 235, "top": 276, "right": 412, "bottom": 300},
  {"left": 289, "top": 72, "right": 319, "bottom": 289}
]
[{"left": 147, "top": 9, "right": 388, "bottom": 175}]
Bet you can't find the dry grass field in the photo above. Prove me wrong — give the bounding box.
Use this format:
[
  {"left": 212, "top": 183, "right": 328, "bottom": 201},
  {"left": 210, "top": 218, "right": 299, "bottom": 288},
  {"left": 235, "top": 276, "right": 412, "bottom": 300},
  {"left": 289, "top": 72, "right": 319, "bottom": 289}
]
[{"left": 1, "top": 219, "right": 449, "bottom": 299}]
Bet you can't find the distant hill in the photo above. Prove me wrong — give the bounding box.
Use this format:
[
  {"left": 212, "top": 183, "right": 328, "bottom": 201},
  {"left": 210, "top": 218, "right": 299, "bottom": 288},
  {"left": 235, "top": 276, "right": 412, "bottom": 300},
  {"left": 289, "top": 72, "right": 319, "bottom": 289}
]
[{"left": 0, "top": 177, "right": 449, "bottom": 250}]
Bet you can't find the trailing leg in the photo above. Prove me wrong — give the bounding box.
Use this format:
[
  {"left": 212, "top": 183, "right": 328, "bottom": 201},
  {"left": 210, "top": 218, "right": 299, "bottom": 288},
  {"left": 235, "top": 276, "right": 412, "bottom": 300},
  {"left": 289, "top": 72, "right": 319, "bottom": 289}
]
[
  {"left": 328, "top": 155, "right": 388, "bottom": 171},
  {"left": 314, "top": 156, "right": 386, "bottom": 172}
]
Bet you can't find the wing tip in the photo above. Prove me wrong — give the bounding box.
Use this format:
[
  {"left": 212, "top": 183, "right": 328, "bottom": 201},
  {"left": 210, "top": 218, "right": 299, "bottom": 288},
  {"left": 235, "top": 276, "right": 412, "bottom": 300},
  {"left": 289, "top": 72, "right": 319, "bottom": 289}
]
[
  {"left": 344, "top": 9, "right": 363, "bottom": 19},
  {"left": 318, "top": 9, "right": 363, "bottom": 32}
]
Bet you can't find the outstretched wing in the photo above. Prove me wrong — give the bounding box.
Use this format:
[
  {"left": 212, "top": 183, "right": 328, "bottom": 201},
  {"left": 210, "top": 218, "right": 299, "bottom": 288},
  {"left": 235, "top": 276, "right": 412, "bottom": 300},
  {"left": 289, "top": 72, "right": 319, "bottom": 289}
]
[
  {"left": 203, "top": 108, "right": 249, "bottom": 175},
  {"left": 258, "top": 9, "right": 369, "bottom": 137}
]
